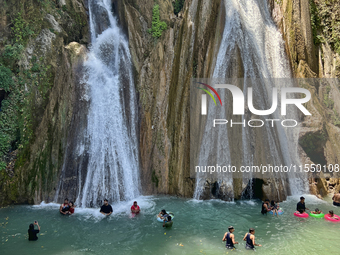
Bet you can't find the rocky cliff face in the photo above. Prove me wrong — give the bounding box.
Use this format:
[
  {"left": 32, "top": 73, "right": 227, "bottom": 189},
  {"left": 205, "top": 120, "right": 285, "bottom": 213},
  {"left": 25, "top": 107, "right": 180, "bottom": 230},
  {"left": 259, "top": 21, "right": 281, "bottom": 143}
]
[
  {"left": 270, "top": 0, "right": 340, "bottom": 196},
  {"left": 117, "top": 0, "right": 340, "bottom": 200},
  {"left": 113, "top": 0, "right": 229, "bottom": 198},
  {"left": 0, "top": 0, "right": 89, "bottom": 205}
]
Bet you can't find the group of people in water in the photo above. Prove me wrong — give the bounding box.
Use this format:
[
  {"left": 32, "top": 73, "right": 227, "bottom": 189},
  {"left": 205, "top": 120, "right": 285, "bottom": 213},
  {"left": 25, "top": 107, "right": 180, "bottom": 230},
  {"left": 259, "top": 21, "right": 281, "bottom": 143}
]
[
  {"left": 28, "top": 193, "right": 340, "bottom": 247},
  {"left": 228, "top": 195, "right": 340, "bottom": 251},
  {"left": 28, "top": 199, "right": 145, "bottom": 241},
  {"left": 59, "top": 198, "right": 75, "bottom": 215},
  {"left": 261, "top": 195, "right": 340, "bottom": 220},
  {"left": 261, "top": 199, "right": 280, "bottom": 216},
  {"left": 295, "top": 196, "right": 339, "bottom": 219}
]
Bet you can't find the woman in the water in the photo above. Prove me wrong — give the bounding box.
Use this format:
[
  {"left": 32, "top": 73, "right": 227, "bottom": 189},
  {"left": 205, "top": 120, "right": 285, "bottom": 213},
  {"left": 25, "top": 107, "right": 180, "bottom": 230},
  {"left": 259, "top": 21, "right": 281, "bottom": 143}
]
[
  {"left": 67, "top": 201, "right": 75, "bottom": 215},
  {"left": 158, "top": 209, "right": 168, "bottom": 220}
]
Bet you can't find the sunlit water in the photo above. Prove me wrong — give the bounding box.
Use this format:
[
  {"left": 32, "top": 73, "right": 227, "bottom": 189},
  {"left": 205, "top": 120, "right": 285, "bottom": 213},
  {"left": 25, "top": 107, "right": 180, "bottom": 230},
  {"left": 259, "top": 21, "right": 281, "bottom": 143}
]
[{"left": 1, "top": 195, "right": 339, "bottom": 255}]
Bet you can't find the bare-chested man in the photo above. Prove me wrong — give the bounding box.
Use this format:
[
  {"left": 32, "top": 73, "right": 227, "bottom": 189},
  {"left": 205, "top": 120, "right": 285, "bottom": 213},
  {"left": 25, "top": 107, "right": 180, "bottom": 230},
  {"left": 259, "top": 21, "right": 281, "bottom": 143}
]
[{"left": 332, "top": 191, "right": 340, "bottom": 206}]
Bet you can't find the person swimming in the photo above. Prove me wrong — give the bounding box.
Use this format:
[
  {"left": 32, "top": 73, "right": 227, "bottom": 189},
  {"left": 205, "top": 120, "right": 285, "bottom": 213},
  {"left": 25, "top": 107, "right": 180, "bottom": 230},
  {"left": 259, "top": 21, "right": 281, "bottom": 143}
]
[
  {"left": 270, "top": 200, "right": 279, "bottom": 217},
  {"left": 158, "top": 209, "right": 168, "bottom": 220},
  {"left": 100, "top": 199, "right": 113, "bottom": 216},
  {"left": 163, "top": 215, "right": 173, "bottom": 228},
  {"left": 332, "top": 191, "right": 340, "bottom": 206},
  {"left": 67, "top": 201, "right": 75, "bottom": 215},
  {"left": 296, "top": 196, "right": 309, "bottom": 213},
  {"left": 311, "top": 208, "right": 322, "bottom": 214},
  {"left": 328, "top": 210, "right": 339, "bottom": 220},
  {"left": 131, "top": 201, "right": 140, "bottom": 214},
  {"left": 222, "top": 226, "right": 238, "bottom": 249},
  {"left": 59, "top": 198, "right": 70, "bottom": 215},
  {"left": 243, "top": 228, "right": 261, "bottom": 250},
  {"left": 261, "top": 199, "right": 271, "bottom": 215}
]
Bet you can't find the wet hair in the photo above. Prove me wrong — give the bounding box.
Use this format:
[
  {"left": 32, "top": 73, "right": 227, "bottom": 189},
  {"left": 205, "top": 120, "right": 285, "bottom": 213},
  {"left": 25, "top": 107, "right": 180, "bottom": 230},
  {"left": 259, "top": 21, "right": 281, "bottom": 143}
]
[
  {"left": 228, "top": 226, "right": 234, "bottom": 231},
  {"left": 315, "top": 208, "right": 319, "bottom": 212},
  {"left": 300, "top": 196, "right": 305, "bottom": 200},
  {"left": 104, "top": 199, "right": 108, "bottom": 202},
  {"left": 298, "top": 209, "right": 304, "bottom": 214},
  {"left": 134, "top": 201, "right": 137, "bottom": 204},
  {"left": 265, "top": 199, "right": 270, "bottom": 202},
  {"left": 329, "top": 210, "right": 334, "bottom": 215},
  {"left": 69, "top": 201, "right": 74, "bottom": 206},
  {"left": 271, "top": 200, "right": 275, "bottom": 206},
  {"left": 249, "top": 228, "right": 255, "bottom": 233},
  {"left": 29, "top": 224, "right": 34, "bottom": 230},
  {"left": 167, "top": 216, "right": 172, "bottom": 221},
  {"left": 64, "top": 198, "right": 69, "bottom": 202},
  {"left": 161, "top": 209, "right": 166, "bottom": 215}
]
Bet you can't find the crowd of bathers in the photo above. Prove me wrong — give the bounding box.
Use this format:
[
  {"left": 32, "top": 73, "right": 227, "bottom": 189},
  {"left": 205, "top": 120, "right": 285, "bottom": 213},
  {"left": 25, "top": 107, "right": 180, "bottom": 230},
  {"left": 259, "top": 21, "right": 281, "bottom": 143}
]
[
  {"left": 223, "top": 193, "right": 340, "bottom": 250},
  {"left": 27, "top": 198, "right": 169, "bottom": 241},
  {"left": 28, "top": 191, "right": 340, "bottom": 249}
]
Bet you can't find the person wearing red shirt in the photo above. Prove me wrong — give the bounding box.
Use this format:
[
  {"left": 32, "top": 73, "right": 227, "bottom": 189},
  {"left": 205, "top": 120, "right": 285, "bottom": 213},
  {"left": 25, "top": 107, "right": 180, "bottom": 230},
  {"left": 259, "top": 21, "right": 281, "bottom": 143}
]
[
  {"left": 131, "top": 201, "right": 140, "bottom": 214},
  {"left": 67, "top": 201, "right": 75, "bottom": 215}
]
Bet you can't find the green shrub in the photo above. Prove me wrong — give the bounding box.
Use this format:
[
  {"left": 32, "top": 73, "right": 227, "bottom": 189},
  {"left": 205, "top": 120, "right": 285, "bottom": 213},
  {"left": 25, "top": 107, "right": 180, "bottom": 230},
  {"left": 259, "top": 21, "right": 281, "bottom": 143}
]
[
  {"left": 148, "top": 5, "right": 167, "bottom": 38},
  {"left": 0, "top": 161, "right": 6, "bottom": 171},
  {"left": 31, "top": 63, "right": 40, "bottom": 72},
  {"left": 309, "top": 0, "right": 321, "bottom": 45},
  {"left": 173, "top": 0, "right": 185, "bottom": 15},
  {"left": 3, "top": 44, "right": 24, "bottom": 62},
  {"left": 12, "top": 12, "right": 34, "bottom": 45},
  {"left": 0, "top": 66, "right": 14, "bottom": 92},
  {"left": 0, "top": 133, "right": 10, "bottom": 156},
  {"left": 309, "top": 1, "right": 340, "bottom": 54}
]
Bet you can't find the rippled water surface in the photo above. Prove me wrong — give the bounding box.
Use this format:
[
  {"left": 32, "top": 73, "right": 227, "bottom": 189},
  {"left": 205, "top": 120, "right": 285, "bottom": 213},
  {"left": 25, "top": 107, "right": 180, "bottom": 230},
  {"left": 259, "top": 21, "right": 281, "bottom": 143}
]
[{"left": 1, "top": 195, "right": 339, "bottom": 255}]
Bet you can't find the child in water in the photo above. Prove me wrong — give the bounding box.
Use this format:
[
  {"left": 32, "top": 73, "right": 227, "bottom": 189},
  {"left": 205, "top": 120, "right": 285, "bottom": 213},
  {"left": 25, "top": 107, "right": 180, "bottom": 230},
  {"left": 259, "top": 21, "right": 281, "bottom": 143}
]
[
  {"left": 328, "top": 210, "right": 339, "bottom": 220},
  {"left": 163, "top": 215, "right": 173, "bottom": 228},
  {"left": 270, "top": 200, "right": 279, "bottom": 217},
  {"left": 311, "top": 208, "right": 322, "bottom": 214}
]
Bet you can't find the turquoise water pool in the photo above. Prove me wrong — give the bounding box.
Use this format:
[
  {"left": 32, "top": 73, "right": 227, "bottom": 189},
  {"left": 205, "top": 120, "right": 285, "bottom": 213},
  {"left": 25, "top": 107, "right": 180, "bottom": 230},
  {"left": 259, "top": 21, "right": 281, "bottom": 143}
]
[{"left": 1, "top": 195, "right": 339, "bottom": 254}]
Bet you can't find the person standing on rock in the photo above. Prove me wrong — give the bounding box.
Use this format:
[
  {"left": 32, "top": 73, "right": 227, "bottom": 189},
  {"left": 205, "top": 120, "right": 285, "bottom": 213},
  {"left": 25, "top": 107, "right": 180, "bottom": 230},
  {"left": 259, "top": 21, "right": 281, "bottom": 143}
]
[
  {"left": 332, "top": 191, "right": 340, "bottom": 206},
  {"left": 100, "top": 199, "right": 113, "bottom": 216}
]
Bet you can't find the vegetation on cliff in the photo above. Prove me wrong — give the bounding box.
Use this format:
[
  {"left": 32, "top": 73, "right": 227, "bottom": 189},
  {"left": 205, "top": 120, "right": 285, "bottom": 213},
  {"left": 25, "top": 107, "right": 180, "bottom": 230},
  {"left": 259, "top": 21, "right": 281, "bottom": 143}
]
[
  {"left": 148, "top": 4, "right": 167, "bottom": 38},
  {"left": 309, "top": 0, "right": 340, "bottom": 55},
  {"left": 173, "top": 0, "right": 185, "bottom": 15},
  {"left": 0, "top": 0, "right": 88, "bottom": 205}
]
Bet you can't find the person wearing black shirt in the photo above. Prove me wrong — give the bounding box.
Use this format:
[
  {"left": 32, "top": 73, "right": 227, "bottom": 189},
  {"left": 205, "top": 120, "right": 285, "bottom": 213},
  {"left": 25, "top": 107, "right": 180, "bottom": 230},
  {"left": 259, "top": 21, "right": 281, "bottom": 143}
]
[
  {"left": 28, "top": 221, "right": 40, "bottom": 241},
  {"left": 296, "top": 196, "right": 309, "bottom": 213},
  {"left": 261, "top": 199, "right": 271, "bottom": 215},
  {"left": 100, "top": 199, "right": 113, "bottom": 216}
]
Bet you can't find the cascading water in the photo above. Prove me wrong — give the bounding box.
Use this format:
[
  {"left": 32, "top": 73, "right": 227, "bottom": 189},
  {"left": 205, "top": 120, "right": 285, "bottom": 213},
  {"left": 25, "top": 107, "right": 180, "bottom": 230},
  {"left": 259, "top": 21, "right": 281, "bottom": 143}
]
[
  {"left": 74, "top": 0, "right": 140, "bottom": 207},
  {"left": 194, "top": 0, "right": 308, "bottom": 200}
]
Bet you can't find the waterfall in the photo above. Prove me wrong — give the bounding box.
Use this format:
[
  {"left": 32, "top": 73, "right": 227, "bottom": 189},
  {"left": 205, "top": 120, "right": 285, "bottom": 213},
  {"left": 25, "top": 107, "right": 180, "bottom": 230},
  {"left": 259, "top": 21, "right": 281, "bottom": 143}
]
[
  {"left": 194, "top": 0, "right": 307, "bottom": 200},
  {"left": 73, "top": 0, "right": 140, "bottom": 207}
]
